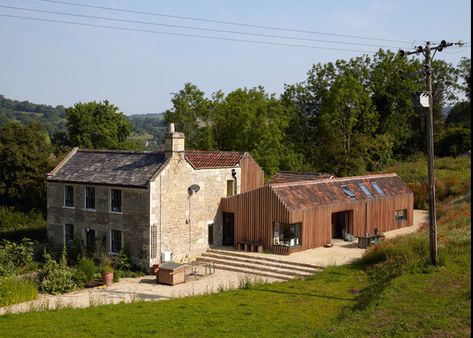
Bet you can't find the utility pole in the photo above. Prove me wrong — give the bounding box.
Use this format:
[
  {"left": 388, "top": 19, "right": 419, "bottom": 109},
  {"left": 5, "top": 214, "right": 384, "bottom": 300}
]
[{"left": 399, "top": 40, "right": 463, "bottom": 265}]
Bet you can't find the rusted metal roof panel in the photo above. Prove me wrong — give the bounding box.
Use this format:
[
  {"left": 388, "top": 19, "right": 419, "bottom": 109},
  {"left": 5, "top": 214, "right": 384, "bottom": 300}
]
[
  {"left": 272, "top": 174, "right": 411, "bottom": 210},
  {"left": 269, "top": 171, "right": 335, "bottom": 184}
]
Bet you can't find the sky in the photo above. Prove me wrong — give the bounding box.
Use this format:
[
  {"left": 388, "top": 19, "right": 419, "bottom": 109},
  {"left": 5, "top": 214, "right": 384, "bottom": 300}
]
[{"left": 0, "top": 0, "right": 471, "bottom": 115}]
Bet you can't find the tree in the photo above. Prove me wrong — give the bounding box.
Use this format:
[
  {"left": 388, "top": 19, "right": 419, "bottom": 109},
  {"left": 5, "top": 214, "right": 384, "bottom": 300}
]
[
  {"left": 317, "top": 74, "right": 380, "bottom": 176},
  {"left": 0, "top": 122, "right": 53, "bottom": 211},
  {"left": 65, "top": 100, "right": 131, "bottom": 149},
  {"left": 213, "top": 87, "right": 291, "bottom": 176},
  {"left": 457, "top": 57, "right": 471, "bottom": 100},
  {"left": 164, "top": 83, "right": 215, "bottom": 150}
]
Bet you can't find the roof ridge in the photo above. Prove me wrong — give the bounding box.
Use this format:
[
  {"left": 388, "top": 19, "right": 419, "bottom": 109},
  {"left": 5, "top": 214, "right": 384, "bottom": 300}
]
[
  {"left": 78, "top": 149, "right": 160, "bottom": 155},
  {"left": 185, "top": 150, "right": 245, "bottom": 154},
  {"left": 272, "top": 173, "right": 398, "bottom": 188}
]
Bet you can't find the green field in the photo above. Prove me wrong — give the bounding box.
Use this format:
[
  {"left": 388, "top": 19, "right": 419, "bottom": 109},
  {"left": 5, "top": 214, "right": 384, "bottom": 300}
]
[{"left": 0, "top": 157, "right": 470, "bottom": 337}]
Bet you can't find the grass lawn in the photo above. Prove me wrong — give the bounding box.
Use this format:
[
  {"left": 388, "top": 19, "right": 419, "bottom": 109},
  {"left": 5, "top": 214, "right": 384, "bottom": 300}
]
[{"left": 0, "top": 265, "right": 366, "bottom": 337}]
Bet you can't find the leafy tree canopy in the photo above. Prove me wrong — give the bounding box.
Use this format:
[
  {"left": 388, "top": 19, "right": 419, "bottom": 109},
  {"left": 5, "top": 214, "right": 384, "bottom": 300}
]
[
  {"left": 65, "top": 100, "right": 133, "bottom": 150},
  {"left": 0, "top": 122, "right": 54, "bottom": 211}
]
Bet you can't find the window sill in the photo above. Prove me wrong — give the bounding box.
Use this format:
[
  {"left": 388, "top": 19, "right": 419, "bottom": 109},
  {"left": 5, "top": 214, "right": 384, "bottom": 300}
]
[
  {"left": 108, "top": 251, "right": 120, "bottom": 256},
  {"left": 109, "top": 211, "right": 123, "bottom": 215},
  {"left": 82, "top": 208, "right": 97, "bottom": 212},
  {"left": 62, "top": 206, "right": 75, "bottom": 210}
]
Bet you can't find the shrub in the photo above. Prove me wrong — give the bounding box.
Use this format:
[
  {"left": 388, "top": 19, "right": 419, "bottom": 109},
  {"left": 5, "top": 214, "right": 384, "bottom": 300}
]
[
  {"left": 0, "top": 276, "right": 38, "bottom": 307},
  {"left": 74, "top": 257, "right": 97, "bottom": 286},
  {"left": 0, "top": 238, "right": 34, "bottom": 276},
  {"left": 37, "top": 250, "right": 76, "bottom": 294}
]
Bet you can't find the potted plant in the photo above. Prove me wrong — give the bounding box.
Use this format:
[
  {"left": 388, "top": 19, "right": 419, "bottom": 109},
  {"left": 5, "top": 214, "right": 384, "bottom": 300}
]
[{"left": 101, "top": 256, "right": 114, "bottom": 287}]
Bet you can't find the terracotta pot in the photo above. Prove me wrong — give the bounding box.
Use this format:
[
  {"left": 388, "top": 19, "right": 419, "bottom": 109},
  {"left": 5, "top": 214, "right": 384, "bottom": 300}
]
[{"left": 101, "top": 272, "right": 114, "bottom": 286}]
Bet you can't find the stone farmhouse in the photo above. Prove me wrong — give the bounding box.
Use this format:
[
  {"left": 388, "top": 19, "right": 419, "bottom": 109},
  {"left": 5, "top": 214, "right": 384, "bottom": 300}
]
[
  {"left": 47, "top": 124, "right": 263, "bottom": 268},
  {"left": 47, "top": 124, "right": 414, "bottom": 269}
]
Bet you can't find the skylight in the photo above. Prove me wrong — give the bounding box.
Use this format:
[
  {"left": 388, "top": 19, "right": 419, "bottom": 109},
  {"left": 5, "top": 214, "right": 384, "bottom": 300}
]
[
  {"left": 340, "top": 185, "right": 356, "bottom": 199},
  {"left": 371, "top": 181, "right": 385, "bottom": 196},
  {"left": 358, "top": 183, "right": 373, "bottom": 197}
]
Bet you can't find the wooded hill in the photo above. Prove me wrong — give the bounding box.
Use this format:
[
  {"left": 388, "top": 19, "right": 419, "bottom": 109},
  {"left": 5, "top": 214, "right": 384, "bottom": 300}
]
[{"left": 0, "top": 95, "right": 167, "bottom": 148}]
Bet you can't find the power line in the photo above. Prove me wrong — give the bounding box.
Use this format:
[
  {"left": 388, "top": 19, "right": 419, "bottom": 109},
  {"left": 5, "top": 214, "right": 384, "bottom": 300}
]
[
  {"left": 0, "top": 13, "right": 379, "bottom": 53},
  {"left": 0, "top": 4, "right": 406, "bottom": 49},
  {"left": 35, "top": 0, "right": 413, "bottom": 45}
]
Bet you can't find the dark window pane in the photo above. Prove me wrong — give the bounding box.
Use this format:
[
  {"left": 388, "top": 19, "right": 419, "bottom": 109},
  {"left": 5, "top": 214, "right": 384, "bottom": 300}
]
[
  {"left": 111, "top": 189, "right": 122, "bottom": 212},
  {"left": 64, "top": 185, "right": 74, "bottom": 207},
  {"left": 86, "top": 187, "right": 95, "bottom": 209},
  {"left": 111, "top": 230, "right": 122, "bottom": 253},
  {"left": 65, "top": 224, "right": 74, "bottom": 247}
]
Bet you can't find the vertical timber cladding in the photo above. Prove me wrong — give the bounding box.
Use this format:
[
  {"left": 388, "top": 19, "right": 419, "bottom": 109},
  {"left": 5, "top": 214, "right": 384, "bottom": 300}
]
[
  {"left": 239, "top": 154, "right": 265, "bottom": 193},
  {"left": 222, "top": 187, "right": 413, "bottom": 253},
  {"left": 222, "top": 185, "right": 290, "bottom": 250}
]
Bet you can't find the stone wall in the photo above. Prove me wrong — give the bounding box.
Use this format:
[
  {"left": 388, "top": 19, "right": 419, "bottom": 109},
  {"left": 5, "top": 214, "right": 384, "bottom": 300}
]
[
  {"left": 47, "top": 182, "right": 150, "bottom": 267},
  {"left": 149, "top": 154, "right": 241, "bottom": 265}
]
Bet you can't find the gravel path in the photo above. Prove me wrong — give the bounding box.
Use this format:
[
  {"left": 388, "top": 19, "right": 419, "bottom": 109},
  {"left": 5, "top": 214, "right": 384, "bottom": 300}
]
[{"left": 0, "top": 210, "right": 428, "bottom": 315}]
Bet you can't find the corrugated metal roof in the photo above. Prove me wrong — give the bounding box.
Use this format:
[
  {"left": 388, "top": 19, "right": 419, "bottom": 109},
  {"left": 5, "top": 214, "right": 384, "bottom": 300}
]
[
  {"left": 48, "top": 149, "right": 166, "bottom": 187},
  {"left": 269, "top": 171, "right": 335, "bottom": 184},
  {"left": 185, "top": 151, "right": 245, "bottom": 169},
  {"left": 271, "top": 173, "right": 411, "bottom": 210}
]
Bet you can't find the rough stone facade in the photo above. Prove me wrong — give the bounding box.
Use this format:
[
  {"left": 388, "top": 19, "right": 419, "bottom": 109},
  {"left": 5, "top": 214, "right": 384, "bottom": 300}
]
[
  {"left": 47, "top": 183, "right": 151, "bottom": 267},
  {"left": 47, "top": 124, "right": 262, "bottom": 269},
  {"left": 149, "top": 153, "right": 241, "bottom": 265}
]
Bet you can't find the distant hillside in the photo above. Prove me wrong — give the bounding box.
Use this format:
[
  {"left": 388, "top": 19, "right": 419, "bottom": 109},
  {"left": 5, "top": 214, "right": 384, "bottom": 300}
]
[
  {"left": 0, "top": 95, "right": 167, "bottom": 147},
  {"left": 0, "top": 95, "right": 67, "bottom": 135},
  {"left": 128, "top": 113, "right": 167, "bottom": 149}
]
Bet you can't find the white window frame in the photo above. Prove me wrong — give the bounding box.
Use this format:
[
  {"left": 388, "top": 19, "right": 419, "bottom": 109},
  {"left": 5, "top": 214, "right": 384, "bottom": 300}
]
[
  {"left": 110, "top": 188, "right": 122, "bottom": 213},
  {"left": 110, "top": 229, "right": 122, "bottom": 254},
  {"left": 64, "top": 185, "right": 74, "bottom": 208},
  {"left": 84, "top": 186, "right": 96, "bottom": 210}
]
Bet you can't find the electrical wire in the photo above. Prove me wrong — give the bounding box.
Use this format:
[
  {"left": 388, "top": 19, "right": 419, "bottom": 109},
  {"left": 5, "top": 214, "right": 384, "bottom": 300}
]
[
  {"left": 0, "top": 5, "right": 407, "bottom": 49},
  {"left": 35, "top": 0, "right": 413, "bottom": 44},
  {"left": 0, "top": 13, "right": 380, "bottom": 53}
]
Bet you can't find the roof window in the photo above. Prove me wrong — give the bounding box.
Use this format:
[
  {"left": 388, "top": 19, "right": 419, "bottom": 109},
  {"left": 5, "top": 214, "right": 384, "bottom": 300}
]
[
  {"left": 371, "top": 181, "right": 385, "bottom": 196},
  {"left": 358, "top": 183, "right": 373, "bottom": 197},
  {"left": 340, "top": 185, "right": 357, "bottom": 199}
]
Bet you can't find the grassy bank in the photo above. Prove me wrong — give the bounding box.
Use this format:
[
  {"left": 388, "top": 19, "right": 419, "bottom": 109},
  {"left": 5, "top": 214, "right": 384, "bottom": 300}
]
[
  {"left": 382, "top": 156, "right": 471, "bottom": 208},
  {"left": 0, "top": 277, "right": 38, "bottom": 307}
]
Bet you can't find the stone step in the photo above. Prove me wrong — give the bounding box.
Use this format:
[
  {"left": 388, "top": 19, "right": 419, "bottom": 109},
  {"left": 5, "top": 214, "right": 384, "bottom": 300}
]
[
  {"left": 201, "top": 252, "right": 319, "bottom": 274},
  {"left": 207, "top": 248, "right": 324, "bottom": 270},
  {"left": 209, "top": 262, "right": 293, "bottom": 281},
  {"left": 196, "top": 257, "right": 312, "bottom": 278}
]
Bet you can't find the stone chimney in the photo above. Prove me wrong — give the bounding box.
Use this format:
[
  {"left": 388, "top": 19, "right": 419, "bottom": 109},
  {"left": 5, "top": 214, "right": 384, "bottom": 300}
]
[{"left": 164, "top": 123, "right": 185, "bottom": 159}]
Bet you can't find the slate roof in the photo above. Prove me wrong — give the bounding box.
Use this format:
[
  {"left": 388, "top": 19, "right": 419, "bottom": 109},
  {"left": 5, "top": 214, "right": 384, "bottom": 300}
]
[
  {"left": 185, "top": 151, "right": 245, "bottom": 169},
  {"left": 48, "top": 149, "right": 166, "bottom": 188},
  {"left": 269, "top": 171, "right": 335, "bottom": 184},
  {"left": 271, "top": 173, "right": 411, "bottom": 211}
]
